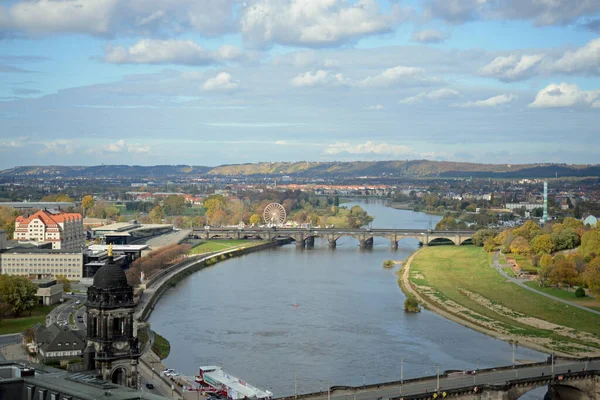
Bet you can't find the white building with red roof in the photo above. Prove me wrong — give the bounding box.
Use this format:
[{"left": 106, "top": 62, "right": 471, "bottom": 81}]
[{"left": 14, "top": 209, "right": 85, "bottom": 250}]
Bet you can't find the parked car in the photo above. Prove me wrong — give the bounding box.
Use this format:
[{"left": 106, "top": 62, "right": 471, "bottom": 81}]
[
  {"left": 146, "top": 383, "right": 154, "bottom": 389},
  {"left": 162, "top": 369, "right": 175, "bottom": 376}
]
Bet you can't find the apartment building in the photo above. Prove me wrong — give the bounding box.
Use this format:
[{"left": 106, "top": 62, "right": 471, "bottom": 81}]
[
  {"left": 0, "top": 249, "right": 83, "bottom": 279},
  {"left": 14, "top": 209, "right": 85, "bottom": 250}
]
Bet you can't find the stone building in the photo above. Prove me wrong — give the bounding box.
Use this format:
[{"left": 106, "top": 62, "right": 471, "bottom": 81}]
[
  {"left": 14, "top": 209, "right": 85, "bottom": 250},
  {"left": 83, "top": 246, "right": 140, "bottom": 388}
]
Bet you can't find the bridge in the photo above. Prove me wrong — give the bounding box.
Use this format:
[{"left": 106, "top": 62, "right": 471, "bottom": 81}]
[
  {"left": 276, "top": 358, "right": 600, "bottom": 400},
  {"left": 190, "top": 227, "right": 475, "bottom": 249}
]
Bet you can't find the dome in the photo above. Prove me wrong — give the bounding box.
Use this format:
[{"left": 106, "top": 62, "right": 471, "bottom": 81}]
[{"left": 92, "top": 260, "right": 129, "bottom": 289}]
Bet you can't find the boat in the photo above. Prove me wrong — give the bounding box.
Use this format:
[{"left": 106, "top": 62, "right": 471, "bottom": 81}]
[{"left": 196, "top": 366, "right": 273, "bottom": 400}]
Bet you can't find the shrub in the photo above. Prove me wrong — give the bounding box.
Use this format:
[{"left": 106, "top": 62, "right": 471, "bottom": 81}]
[
  {"left": 575, "top": 287, "right": 586, "bottom": 298},
  {"left": 404, "top": 296, "right": 421, "bottom": 313},
  {"left": 383, "top": 260, "right": 395, "bottom": 269}
]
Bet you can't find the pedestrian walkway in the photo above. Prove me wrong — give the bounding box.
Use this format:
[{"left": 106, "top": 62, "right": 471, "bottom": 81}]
[{"left": 492, "top": 252, "right": 600, "bottom": 316}]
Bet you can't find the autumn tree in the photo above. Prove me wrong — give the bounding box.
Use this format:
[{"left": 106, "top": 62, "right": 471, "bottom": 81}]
[
  {"left": 0, "top": 206, "right": 19, "bottom": 239},
  {"left": 163, "top": 195, "right": 187, "bottom": 216},
  {"left": 472, "top": 229, "right": 497, "bottom": 247},
  {"left": 531, "top": 234, "right": 554, "bottom": 254},
  {"left": 249, "top": 214, "right": 261, "bottom": 226},
  {"left": 509, "top": 236, "right": 531, "bottom": 255},
  {"left": 81, "top": 195, "right": 95, "bottom": 215},
  {"left": 580, "top": 230, "right": 600, "bottom": 261},
  {"left": 549, "top": 256, "right": 579, "bottom": 287},
  {"left": 0, "top": 276, "right": 38, "bottom": 317},
  {"left": 149, "top": 205, "right": 165, "bottom": 223},
  {"left": 513, "top": 220, "right": 541, "bottom": 241},
  {"left": 583, "top": 257, "right": 600, "bottom": 294},
  {"left": 551, "top": 228, "right": 580, "bottom": 251}
]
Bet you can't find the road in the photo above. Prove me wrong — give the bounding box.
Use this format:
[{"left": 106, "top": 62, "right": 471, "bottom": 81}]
[
  {"left": 46, "top": 293, "right": 88, "bottom": 329},
  {"left": 493, "top": 252, "right": 600, "bottom": 316},
  {"left": 297, "top": 359, "right": 599, "bottom": 400}
]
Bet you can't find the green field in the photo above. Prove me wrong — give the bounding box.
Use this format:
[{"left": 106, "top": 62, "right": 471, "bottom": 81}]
[
  {"left": 409, "top": 246, "right": 600, "bottom": 341},
  {"left": 0, "top": 305, "right": 57, "bottom": 335},
  {"left": 189, "top": 240, "right": 264, "bottom": 255},
  {"left": 523, "top": 282, "right": 600, "bottom": 311},
  {"left": 152, "top": 331, "right": 171, "bottom": 360},
  {"left": 502, "top": 266, "right": 517, "bottom": 277},
  {"left": 512, "top": 254, "right": 537, "bottom": 273}
]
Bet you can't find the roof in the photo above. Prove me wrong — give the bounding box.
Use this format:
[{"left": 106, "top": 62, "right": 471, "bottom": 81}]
[
  {"left": 0, "top": 247, "right": 82, "bottom": 255},
  {"left": 0, "top": 201, "right": 75, "bottom": 210},
  {"left": 92, "top": 258, "right": 129, "bottom": 289},
  {"left": 88, "top": 244, "right": 149, "bottom": 252},
  {"left": 200, "top": 366, "right": 273, "bottom": 399},
  {"left": 92, "top": 222, "right": 138, "bottom": 232},
  {"left": 15, "top": 209, "right": 82, "bottom": 227},
  {"left": 34, "top": 323, "right": 85, "bottom": 353}
]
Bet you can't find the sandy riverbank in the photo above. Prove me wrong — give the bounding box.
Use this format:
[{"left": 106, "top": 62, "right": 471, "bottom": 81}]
[{"left": 398, "top": 249, "right": 599, "bottom": 358}]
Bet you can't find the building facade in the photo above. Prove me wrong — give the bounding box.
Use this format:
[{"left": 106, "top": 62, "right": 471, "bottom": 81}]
[
  {"left": 14, "top": 209, "right": 84, "bottom": 250},
  {"left": 0, "top": 249, "right": 83, "bottom": 279},
  {"left": 84, "top": 250, "right": 140, "bottom": 388}
]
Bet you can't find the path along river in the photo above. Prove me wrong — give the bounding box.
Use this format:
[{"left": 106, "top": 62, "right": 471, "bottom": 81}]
[{"left": 149, "top": 199, "right": 547, "bottom": 398}]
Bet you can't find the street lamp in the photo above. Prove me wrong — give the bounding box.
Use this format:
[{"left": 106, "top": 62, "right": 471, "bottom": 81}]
[
  {"left": 400, "top": 358, "right": 404, "bottom": 396},
  {"left": 435, "top": 364, "right": 440, "bottom": 393}
]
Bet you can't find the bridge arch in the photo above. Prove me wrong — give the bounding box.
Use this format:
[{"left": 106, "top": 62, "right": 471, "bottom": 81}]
[{"left": 426, "top": 237, "right": 459, "bottom": 246}]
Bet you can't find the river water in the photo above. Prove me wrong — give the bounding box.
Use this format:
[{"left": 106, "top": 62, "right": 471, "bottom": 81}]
[{"left": 149, "top": 199, "right": 547, "bottom": 397}]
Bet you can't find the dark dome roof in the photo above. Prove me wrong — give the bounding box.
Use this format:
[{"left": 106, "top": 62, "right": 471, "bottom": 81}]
[{"left": 92, "top": 261, "right": 129, "bottom": 289}]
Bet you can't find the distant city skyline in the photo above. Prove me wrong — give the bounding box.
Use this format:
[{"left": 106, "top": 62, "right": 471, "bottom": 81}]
[{"left": 0, "top": 0, "right": 599, "bottom": 169}]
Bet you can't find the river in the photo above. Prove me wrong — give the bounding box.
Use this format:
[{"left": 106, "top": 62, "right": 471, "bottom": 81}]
[{"left": 149, "top": 199, "right": 547, "bottom": 398}]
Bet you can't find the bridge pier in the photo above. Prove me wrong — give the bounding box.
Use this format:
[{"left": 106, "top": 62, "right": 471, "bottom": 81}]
[
  {"left": 295, "top": 239, "right": 305, "bottom": 249},
  {"left": 328, "top": 239, "right": 337, "bottom": 249},
  {"left": 305, "top": 236, "right": 315, "bottom": 249},
  {"left": 390, "top": 239, "right": 398, "bottom": 250},
  {"left": 359, "top": 237, "right": 373, "bottom": 249}
]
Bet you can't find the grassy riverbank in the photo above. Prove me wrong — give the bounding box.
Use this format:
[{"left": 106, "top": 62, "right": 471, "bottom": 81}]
[
  {"left": 0, "top": 305, "right": 57, "bottom": 335},
  {"left": 404, "top": 246, "right": 600, "bottom": 356}
]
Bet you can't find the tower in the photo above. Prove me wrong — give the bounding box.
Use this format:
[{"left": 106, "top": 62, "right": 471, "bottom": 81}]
[
  {"left": 542, "top": 181, "right": 548, "bottom": 224},
  {"left": 84, "top": 245, "right": 139, "bottom": 387}
]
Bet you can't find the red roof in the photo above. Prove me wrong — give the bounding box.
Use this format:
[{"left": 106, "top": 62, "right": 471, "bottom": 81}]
[{"left": 15, "top": 209, "right": 82, "bottom": 227}]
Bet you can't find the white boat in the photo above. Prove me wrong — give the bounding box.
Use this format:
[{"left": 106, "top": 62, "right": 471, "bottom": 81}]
[{"left": 196, "top": 366, "right": 273, "bottom": 400}]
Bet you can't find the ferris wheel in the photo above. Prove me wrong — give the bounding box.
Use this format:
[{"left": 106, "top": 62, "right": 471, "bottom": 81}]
[{"left": 263, "top": 203, "right": 287, "bottom": 226}]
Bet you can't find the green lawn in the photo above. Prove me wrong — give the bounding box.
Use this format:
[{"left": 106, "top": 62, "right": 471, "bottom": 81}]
[
  {"left": 410, "top": 246, "right": 600, "bottom": 338},
  {"left": 0, "top": 305, "right": 57, "bottom": 335},
  {"left": 523, "top": 282, "right": 600, "bottom": 311},
  {"left": 502, "top": 266, "right": 517, "bottom": 277},
  {"left": 512, "top": 254, "right": 537, "bottom": 273},
  {"left": 152, "top": 331, "right": 171, "bottom": 360},
  {"left": 189, "top": 240, "right": 264, "bottom": 255}
]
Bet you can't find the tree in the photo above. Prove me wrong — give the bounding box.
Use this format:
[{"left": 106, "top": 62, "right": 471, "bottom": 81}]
[
  {"left": 249, "top": 214, "right": 261, "bottom": 226},
  {"left": 531, "top": 234, "right": 554, "bottom": 254},
  {"left": 583, "top": 257, "right": 600, "bottom": 294},
  {"left": 0, "top": 303, "right": 10, "bottom": 326},
  {"left": 580, "top": 230, "right": 600, "bottom": 261},
  {"left": 472, "top": 229, "right": 497, "bottom": 247},
  {"left": 0, "top": 206, "right": 19, "bottom": 239},
  {"left": 404, "top": 296, "right": 420, "bottom": 312},
  {"left": 509, "top": 236, "right": 531, "bottom": 255},
  {"left": 149, "top": 205, "right": 164, "bottom": 223},
  {"left": 549, "top": 257, "right": 579, "bottom": 287},
  {"left": 55, "top": 194, "right": 73, "bottom": 202},
  {"left": 551, "top": 228, "right": 580, "bottom": 251},
  {"left": 163, "top": 195, "right": 187, "bottom": 216},
  {"left": 513, "top": 220, "right": 541, "bottom": 241},
  {"left": 483, "top": 237, "right": 496, "bottom": 252},
  {"left": 81, "top": 195, "right": 95, "bottom": 215},
  {"left": 383, "top": 260, "right": 395, "bottom": 269},
  {"left": 56, "top": 275, "right": 71, "bottom": 293},
  {"left": 0, "top": 276, "right": 38, "bottom": 317},
  {"left": 575, "top": 287, "right": 586, "bottom": 298},
  {"left": 539, "top": 254, "right": 553, "bottom": 269}
]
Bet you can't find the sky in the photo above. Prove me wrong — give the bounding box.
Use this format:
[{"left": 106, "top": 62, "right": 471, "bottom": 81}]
[{"left": 0, "top": 0, "right": 599, "bottom": 169}]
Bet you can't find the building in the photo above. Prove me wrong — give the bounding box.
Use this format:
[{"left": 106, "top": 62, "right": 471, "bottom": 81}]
[
  {"left": 505, "top": 202, "right": 543, "bottom": 211},
  {"left": 33, "top": 279, "right": 63, "bottom": 306},
  {"left": 84, "top": 247, "right": 140, "bottom": 387},
  {"left": 0, "top": 248, "right": 83, "bottom": 280},
  {"left": 31, "top": 323, "right": 86, "bottom": 362},
  {"left": 0, "top": 201, "right": 75, "bottom": 210},
  {"left": 14, "top": 209, "right": 85, "bottom": 250},
  {"left": 583, "top": 214, "right": 598, "bottom": 227},
  {"left": 0, "top": 361, "right": 167, "bottom": 399},
  {"left": 92, "top": 222, "right": 173, "bottom": 244}
]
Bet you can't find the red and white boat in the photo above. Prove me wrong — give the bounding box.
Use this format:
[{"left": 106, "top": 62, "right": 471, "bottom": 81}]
[{"left": 196, "top": 366, "right": 273, "bottom": 400}]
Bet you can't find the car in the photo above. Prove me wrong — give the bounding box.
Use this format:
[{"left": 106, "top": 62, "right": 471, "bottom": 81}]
[
  {"left": 75, "top": 300, "right": 80, "bottom": 304},
  {"left": 145, "top": 383, "right": 154, "bottom": 389},
  {"left": 162, "top": 369, "right": 175, "bottom": 376}
]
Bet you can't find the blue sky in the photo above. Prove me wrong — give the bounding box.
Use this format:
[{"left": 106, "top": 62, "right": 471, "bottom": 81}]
[{"left": 0, "top": 0, "right": 599, "bottom": 168}]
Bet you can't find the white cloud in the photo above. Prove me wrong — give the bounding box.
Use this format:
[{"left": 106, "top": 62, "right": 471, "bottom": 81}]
[
  {"left": 479, "top": 54, "right": 545, "bottom": 82},
  {"left": 358, "top": 65, "right": 424, "bottom": 88},
  {"left": 399, "top": 88, "right": 460, "bottom": 104},
  {"left": 460, "top": 93, "right": 517, "bottom": 107},
  {"left": 425, "top": 0, "right": 600, "bottom": 26},
  {"left": 529, "top": 83, "right": 600, "bottom": 108},
  {"left": 104, "top": 40, "right": 246, "bottom": 65},
  {"left": 0, "top": 0, "right": 237, "bottom": 37},
  {"left": 365, "top": 104, "right": 385, "bottom": 110},
  {"left": 411, "top": 29, "right": 447, "bottom": 43},
  {"left": 552, "top": 37, "right": 600, "bottom": 75},
  {"left": 290, "top": 70, "right": 346, "bottom": 87},
  {"left": 106, "top": 139, "right": 125, "bottom": 152},
  {"left": 38, "top": 140, "right": 76, "bottom": 155},
  {"left": 105, "top": 139, "right": 150, "bottom": 153},
  {"left": 202, "top": 72, "right": 239, "bottom": 91},
  {"left": 324, "top": 141, "right": 414, "bottom": 156},
  {"left": 241, "top": 0, "right": 412, "bottom": 48}
]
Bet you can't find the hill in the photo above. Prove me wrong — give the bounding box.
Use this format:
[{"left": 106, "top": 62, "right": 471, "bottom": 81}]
[{"left": 0, "top": 161, "right": 598, "bottom": 179}]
